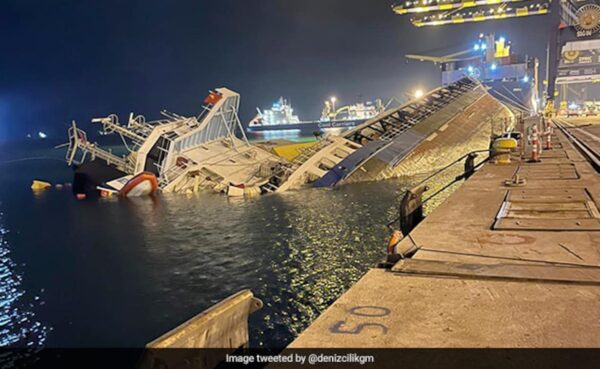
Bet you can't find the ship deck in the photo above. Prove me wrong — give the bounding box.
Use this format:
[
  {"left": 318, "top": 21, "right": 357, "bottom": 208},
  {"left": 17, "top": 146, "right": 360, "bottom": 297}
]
[{"left": 289, "top": 117, "right": 600, "bottom": 348}]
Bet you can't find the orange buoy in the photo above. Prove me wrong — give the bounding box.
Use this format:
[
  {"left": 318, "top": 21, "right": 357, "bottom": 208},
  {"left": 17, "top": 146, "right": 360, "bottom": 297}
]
[
  {"left": 118, "top": 172, "right": 158, "bottom": 197},
  {"left": 387, "top": 230, "right": 403, "bottom": 254}
]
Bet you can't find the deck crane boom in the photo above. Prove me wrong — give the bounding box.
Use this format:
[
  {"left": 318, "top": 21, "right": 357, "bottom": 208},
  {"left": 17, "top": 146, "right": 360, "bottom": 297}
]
[{"left": 405, "top": 48, "right": 477, "bottom": 63}]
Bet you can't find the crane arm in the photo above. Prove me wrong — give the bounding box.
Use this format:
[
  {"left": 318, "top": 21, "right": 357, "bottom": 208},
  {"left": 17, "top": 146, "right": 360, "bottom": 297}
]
[{"left": 406, "top": 48, "right": 474, "bottom": 63}]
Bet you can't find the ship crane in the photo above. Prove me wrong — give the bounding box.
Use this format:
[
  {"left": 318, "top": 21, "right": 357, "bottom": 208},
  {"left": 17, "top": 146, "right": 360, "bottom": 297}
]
[
  {"left": 405, "top": 48, "right": 478, "bottom": 64},
  {"left": 391, "top": 0, "right": 600, "bottom": 115}
]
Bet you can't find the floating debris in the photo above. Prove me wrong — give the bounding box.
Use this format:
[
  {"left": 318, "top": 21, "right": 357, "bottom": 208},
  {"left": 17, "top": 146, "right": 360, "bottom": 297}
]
[{"left": 30, "top": 180, "right": 51, "bottom": 191}]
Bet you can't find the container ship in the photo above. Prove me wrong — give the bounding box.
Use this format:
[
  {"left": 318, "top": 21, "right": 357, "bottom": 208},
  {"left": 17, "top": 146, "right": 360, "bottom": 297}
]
[
  {"left": 246, "top": 97, "right": 385, "bottom": 132},
  {"left": 407, "top": 33, "right": 539, "bottom": 114}
]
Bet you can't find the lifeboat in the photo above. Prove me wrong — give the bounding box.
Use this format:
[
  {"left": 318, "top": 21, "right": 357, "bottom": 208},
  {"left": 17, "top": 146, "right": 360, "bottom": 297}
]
[{"left": 118, "top": 172, "right": 158, "bottom": 197}]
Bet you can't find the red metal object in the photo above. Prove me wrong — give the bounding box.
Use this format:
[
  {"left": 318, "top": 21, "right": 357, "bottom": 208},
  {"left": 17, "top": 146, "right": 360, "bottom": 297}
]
[
  {"left": 176, "top": 156, "right": 189, "bottom": 168},
  {"left": 203, "top": 92, "right": 222, "bottom": 105}
]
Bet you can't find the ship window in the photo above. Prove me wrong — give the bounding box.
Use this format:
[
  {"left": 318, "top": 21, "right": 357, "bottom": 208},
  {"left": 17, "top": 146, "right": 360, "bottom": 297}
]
[{"left": 318, "top": 163, "right": 332, "bottom": 171}]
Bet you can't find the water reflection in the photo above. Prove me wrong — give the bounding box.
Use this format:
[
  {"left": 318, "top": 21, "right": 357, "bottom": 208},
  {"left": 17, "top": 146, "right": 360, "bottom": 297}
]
[
  {"left": 0, "top": 152, "right": 469, "bottom": 348},
  {"left": 0, "top": 207, "right": 48, "bottom": 347},
  {"left": 246, "top": 127, "right": 350, "bottom": 143}
]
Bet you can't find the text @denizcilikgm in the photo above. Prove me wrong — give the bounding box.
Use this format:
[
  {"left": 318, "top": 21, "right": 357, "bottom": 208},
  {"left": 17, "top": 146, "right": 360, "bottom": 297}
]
[{"left": 225, "top": 353, "right": 375, "bottom": 365}]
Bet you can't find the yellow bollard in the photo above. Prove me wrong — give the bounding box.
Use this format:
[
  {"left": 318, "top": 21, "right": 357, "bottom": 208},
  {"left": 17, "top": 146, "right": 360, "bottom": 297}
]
[{"left": 492, "top": 137, "right": 518, "bottom": 164}]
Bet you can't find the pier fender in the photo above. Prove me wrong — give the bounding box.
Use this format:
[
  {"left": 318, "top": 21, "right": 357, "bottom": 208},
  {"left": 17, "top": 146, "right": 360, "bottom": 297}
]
[{"left": 399, "top": 186, "right": 429, "bottom": 236}]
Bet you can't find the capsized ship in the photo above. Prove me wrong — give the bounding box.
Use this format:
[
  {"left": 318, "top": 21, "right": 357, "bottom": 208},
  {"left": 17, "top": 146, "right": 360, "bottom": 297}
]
[
  {"left": 64, "top": 78, "right": 515, "bottom": 198},
  {"left": 65, "top": 88, "right": 287, "bottom": 197},
  {"left": 246, "top": 97, "right": 385, "bottom": 132},
  {"left": 255, "top": 76, "right": 514, "bottom": 193}
]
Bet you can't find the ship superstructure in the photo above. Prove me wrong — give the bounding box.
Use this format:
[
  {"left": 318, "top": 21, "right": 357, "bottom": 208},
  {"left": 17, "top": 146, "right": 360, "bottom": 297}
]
[
  {"left": 320, "top": 100, "right": 384, "bottom": 122},
  {"left": 249, "top": 97, "right": 300, "bottom": 127},
  {"left": 247, "top": 98, "right": 385, "bottom": 132},
  {"left": 65, "top": 88, "right": 286, "bottom": 196}
]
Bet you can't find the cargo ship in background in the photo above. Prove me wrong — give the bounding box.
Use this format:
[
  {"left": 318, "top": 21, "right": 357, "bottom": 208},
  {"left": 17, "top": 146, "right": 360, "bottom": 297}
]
[
  {"left": 407, "top": 33, "right": 539, "bottom": 114},
  {"left": 246, "top": 97, "right": 385, "bottom": 132}
]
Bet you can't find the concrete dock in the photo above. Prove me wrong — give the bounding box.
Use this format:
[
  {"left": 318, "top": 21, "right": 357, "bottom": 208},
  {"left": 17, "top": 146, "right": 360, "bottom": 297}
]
[{"left": 289, "top": 118, "right": 600, "bottom": 348}]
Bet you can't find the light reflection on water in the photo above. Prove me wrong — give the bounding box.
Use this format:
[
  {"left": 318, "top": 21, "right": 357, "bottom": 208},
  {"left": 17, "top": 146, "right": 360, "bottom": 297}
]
[
  {"left": 0, "top": 141, "right": 469, "bottom": 348},
  {"left": 0, "top": 207, "right": 48, "bottom": 347},
  {"left": 246, "top": 127, "right": 347, "bottom": 143},
  {"left": 125, "top": 183, "right": 406, "bottom": 347}
]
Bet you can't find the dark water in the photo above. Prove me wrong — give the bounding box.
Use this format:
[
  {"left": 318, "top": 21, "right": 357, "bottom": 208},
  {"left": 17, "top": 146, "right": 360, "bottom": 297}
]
[
  {"left": 0, "top": 133, "right": 462, "bottom": 348},
  {"left": 0, "top": 136, "right": 409, "bottom": 348}
]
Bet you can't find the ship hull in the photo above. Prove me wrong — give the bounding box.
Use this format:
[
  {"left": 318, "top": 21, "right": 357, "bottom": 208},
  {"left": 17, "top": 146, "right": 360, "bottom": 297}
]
[
  {"left": 72, "top": 160, "right": 127, "bottom": 196},
  {"left": 484, "top": 80, "right": 535, "bottom": 114},
  {"left": 313, "top": 84, "right": 514, "bottom": 188}
]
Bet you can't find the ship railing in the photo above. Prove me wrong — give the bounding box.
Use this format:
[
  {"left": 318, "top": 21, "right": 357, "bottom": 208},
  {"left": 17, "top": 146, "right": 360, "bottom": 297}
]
[
  {"left": 157, "top": 154, "right": 199, "bottom": 190},
  {"left": 351, "top": 77, "right": 479, "bottom": 145},
  {"left": 66, "top": 121, "right": 129, "bottom": 171},
  {"left": 260, "top": 138, "right": 334, "bottom": 193}
]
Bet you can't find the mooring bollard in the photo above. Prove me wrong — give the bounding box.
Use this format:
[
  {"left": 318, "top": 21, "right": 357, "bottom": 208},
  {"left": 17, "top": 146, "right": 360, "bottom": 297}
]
[{"left": 492, "top": 137, "right": 517, "bottom": 165}]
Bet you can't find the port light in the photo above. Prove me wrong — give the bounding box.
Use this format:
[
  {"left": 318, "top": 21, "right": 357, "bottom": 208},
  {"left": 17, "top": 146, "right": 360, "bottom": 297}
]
[
  {"left": 408, "top": 3, "right": 549, "bottom": 27},
  {"left": 392, "top": 0, "right": 533, "bottom": 15},
  {"left": 414, "top": 89, "right": 424, "bottom": 99},
  {"left": 522, "top": 75, "right": 529, "bottom": 83}
]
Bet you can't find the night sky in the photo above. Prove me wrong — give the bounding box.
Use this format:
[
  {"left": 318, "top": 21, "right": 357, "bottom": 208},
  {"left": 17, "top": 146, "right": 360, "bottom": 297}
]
[{"left": 1, "top": 0, "right": 551, "bottom": 142}]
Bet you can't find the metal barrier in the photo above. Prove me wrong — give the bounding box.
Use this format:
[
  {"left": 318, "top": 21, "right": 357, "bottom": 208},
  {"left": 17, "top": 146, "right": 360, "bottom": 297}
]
[
  {"left": 384, "top": 149, "right": 499, "bottom": 263},
  {"left": 141, "top": 289, "right": 263, "bottom": 369}
]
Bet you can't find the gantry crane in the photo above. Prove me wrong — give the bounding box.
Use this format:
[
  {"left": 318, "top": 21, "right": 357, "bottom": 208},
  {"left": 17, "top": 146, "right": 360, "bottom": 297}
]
[{"left": 392, "top": 0, "right": 600, "bottom": 115}]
